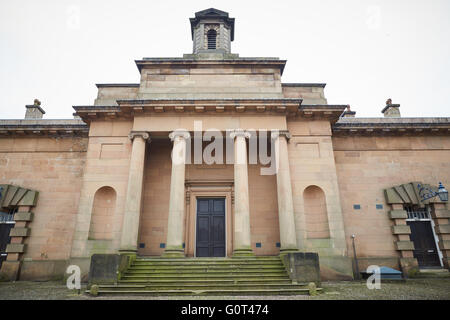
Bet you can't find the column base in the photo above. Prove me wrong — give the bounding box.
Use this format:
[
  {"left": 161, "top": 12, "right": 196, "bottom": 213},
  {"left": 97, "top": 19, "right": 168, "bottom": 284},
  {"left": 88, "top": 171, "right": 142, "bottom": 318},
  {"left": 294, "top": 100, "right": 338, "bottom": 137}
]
[
  {"left": 162, "top": 247, "right": 185, "bottom": 258},
  {"left": 232, "top": 248, "right": 255, "bottom": 258}
]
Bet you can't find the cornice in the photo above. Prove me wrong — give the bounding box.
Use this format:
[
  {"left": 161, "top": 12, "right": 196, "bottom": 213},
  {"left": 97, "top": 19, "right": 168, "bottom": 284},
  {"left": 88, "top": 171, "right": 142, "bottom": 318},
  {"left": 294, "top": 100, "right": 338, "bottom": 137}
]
[
  {"left": 0, "top": 119, "right": 88, "bottom": 137},
  {"left": 135, "top": 58, "right": 287, "bottom": 74},
  {"left": 73, "top": 99, "right": 303, "bottom": 123},
  {"left": 332, "top": 117, "right": 450, "bottom": 136}
]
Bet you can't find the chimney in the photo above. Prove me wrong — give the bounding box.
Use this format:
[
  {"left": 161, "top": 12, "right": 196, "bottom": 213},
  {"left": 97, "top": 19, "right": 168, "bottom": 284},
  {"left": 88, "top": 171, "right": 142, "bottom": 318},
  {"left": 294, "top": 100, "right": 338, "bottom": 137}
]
[
  {"left": 342, "top": 105, "right": 356, "bottom": 118},
  {"left": 381, "top": 98, "right": 400, "bottom": 118},
  {"left": 25, "top": 99, "right": 45, "bottom": 119}
]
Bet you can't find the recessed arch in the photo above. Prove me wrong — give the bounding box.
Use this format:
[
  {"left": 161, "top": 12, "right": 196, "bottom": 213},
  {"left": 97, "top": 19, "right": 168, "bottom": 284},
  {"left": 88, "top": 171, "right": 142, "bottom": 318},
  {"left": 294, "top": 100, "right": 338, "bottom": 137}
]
[
  {"left": 89, "top": 186, "right": 116, "bottom": 240},
  {"left": 303, "top": 185, "right": 330, "bottom": 239}
]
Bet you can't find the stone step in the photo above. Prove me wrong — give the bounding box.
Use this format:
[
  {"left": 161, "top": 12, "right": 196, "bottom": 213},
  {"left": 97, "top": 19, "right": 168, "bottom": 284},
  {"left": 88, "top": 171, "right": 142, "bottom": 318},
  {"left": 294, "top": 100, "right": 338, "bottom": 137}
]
[
  {"left": 122, "top": 271, "right": 289, "bottom": 277},
  {"left": 120, "top": 275, "right": 290, "bottom": 281},
  {"left": 132, "top": 260, "right": 283, "bottom": 266},
  {"left": 129, "top": 263, "right": 284, "bottom": 269},
  {"left": 125, "top": 268, "right": 286, "bottom": 275},
  {"left": 118, "top": 278, "right": 294, "bottom": 285},
  {"left": 136, "top": 257, "right": 281, "bottom": 262},
  {"left": 101, "top": 283, "right": 307, "bottom": 290},
  {"left": 87, "top": 288, "right": 321, "bottom": 296},
  {"left": 89, "top": 256, "right": 305, "bottom": 296}
]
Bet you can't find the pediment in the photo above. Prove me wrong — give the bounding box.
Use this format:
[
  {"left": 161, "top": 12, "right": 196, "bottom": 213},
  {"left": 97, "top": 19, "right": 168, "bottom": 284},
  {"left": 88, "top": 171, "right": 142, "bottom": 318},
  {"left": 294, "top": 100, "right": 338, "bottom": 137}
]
[{"left": 195, "top": 8, "right": 229, "bottom": 18}]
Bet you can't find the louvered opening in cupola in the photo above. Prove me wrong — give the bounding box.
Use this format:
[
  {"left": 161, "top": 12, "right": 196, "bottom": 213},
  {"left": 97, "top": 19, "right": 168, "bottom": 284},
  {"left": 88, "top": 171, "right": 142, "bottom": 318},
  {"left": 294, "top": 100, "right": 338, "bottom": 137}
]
[{"left": 207, "top": 29, "right": 217, "bottom": 49}]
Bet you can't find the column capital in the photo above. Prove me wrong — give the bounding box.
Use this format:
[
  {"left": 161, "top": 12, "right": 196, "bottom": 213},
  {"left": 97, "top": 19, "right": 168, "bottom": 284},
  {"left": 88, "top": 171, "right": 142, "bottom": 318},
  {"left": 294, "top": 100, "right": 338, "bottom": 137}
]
[
  {"left": 230, "top": 129, "right": 251, "bottom": 140},
  {"left": 271, "top": 130, "right": 291, "bottom": 141},
  {"left": 169, "top": 130, "right": 191, "bottom": 141},
  {"left": 128, "top": 131, "right": 151, "bottom": 142}
]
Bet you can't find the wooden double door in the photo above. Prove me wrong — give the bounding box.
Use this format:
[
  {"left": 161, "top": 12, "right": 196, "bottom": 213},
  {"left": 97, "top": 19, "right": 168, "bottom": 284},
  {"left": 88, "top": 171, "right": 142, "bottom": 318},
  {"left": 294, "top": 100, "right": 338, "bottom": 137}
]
[{"left": 196, "top": 198, "right": 226, "bottom": 257}]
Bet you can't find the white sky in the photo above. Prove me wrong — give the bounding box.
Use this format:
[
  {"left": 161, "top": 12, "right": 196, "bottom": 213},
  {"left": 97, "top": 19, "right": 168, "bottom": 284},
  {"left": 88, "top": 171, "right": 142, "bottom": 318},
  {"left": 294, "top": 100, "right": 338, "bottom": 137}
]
[{"left": 0, "top": 0, "right": 449, "bottom": 119}]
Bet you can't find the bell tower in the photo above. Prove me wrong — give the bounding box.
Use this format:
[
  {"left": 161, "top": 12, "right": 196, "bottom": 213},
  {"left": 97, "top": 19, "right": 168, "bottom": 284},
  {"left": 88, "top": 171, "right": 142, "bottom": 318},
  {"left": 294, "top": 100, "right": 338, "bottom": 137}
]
[{"left": 190, "top": 8, "right": 235, "bottom": 54}]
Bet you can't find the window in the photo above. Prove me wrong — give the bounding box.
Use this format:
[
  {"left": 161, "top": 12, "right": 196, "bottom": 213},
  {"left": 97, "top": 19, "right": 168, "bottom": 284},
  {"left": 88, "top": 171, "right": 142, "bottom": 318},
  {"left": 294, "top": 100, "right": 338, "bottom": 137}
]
[
  {"left": 207, "top": 29, "right": 217, "bottom": 49},
  {"left": 405, "top": 205, "right": 430, "bottom": 220}
]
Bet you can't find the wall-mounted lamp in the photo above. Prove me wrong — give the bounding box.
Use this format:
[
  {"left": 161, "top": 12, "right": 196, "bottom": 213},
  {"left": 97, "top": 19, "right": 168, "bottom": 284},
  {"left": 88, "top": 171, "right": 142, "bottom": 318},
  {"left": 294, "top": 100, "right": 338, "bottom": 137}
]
[
  {"left": 438, "top": 182, "right": 448, "bottom": 202},
  {"left": 418, "top": 182, "right": 448, "bottom": 202}
]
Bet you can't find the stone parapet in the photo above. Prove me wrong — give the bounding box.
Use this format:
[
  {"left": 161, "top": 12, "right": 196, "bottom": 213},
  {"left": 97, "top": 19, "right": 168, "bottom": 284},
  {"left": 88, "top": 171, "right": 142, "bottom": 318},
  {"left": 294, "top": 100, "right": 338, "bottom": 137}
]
[{"left": 281, "top": 252, "right": 321, "bottom": 284}]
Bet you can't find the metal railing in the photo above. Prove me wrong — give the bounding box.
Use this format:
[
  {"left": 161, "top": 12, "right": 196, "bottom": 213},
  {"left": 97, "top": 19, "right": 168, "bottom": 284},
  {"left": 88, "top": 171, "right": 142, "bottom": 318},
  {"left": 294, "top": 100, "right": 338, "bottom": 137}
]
[
  {"left": 0, "top": 210, "right": 15, "bottom": 223},
  {"left": 405, "top": 205, "right": 430, "bottom": 220}
]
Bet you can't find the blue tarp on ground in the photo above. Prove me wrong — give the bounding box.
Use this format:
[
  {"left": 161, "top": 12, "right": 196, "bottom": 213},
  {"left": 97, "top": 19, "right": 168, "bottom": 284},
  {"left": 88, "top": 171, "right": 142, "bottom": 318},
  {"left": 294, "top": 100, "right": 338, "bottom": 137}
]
[{"left": 361, "top": 266, "right": 403, "bottom": 280}]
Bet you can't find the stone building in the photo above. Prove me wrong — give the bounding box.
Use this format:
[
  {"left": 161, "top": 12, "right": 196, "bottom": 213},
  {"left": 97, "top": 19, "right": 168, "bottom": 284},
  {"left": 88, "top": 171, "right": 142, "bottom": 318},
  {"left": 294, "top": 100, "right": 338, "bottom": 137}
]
[{"left": 0, "top": 9, "right": 449, "bottom": 289}]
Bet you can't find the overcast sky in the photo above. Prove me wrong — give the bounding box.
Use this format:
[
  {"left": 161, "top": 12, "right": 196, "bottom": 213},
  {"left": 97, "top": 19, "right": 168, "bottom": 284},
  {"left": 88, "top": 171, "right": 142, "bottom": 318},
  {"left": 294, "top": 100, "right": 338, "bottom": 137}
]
[{"left": 1, "top": 0, "right": 449, "bottom": 119}]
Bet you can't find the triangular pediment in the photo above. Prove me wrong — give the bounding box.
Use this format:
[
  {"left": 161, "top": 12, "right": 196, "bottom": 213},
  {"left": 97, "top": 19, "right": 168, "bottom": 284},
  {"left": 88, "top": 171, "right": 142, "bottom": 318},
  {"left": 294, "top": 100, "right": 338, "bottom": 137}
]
[{"left": 195, "top": 8, "right": 229, "bottom": 18}]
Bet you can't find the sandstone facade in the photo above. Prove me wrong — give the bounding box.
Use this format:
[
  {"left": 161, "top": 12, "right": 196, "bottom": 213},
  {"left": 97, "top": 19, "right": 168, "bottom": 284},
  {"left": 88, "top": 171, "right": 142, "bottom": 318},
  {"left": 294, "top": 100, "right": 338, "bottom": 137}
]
[{"left": 0, "top": 8, "right": 449, "bottom": 281}]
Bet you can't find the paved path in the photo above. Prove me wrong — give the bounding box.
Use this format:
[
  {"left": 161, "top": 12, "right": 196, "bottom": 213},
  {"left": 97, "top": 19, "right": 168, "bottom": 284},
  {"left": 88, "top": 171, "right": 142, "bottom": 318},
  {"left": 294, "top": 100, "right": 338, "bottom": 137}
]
[{"left": 0, "top": 278, "right": 449, "bottom": 300}]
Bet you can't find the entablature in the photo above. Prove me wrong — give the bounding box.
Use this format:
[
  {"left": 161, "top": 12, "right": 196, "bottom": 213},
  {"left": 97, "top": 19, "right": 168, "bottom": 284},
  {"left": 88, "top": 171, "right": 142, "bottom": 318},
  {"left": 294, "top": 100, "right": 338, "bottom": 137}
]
[{"left": 73, "top": 99, "right": 303, "bottom": 123}]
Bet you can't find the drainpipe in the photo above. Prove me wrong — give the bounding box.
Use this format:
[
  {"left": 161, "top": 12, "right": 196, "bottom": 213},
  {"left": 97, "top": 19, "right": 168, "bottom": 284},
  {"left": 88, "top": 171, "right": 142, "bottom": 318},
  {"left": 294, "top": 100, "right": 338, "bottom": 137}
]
[{"left": 351, "top": 234, "right": 360, "bottom": 280}]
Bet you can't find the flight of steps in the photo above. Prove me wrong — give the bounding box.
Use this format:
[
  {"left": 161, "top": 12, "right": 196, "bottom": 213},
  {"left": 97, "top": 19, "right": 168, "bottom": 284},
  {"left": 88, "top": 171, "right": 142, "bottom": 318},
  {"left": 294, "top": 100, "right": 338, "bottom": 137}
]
[{"left": 88, "top": 256, "right": 321, "bottom": 296}]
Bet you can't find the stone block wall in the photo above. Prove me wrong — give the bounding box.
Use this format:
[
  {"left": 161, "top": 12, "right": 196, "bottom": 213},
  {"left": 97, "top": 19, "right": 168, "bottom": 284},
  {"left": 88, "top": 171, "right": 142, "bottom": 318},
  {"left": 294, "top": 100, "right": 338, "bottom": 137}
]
[
  {"left": 282, "top": 85, "right": 327, "bottom": 105},
  {"left": 333, "top": 135, "right": 450, "bottom": 271},
  {"left": 0, "top": 136, "right": 87, "bottom": 279},
  {"left": 137, "top": 66, "right": 283, "bottom": 99},
  {"left": 287, "top": 120, "right": 352, "bottom": 280},
  {"left": 94, "top": 86, "right": 139, "bottom": 106},
  {"left": 70, "top": 120, "right": 133, "bottom": 270}
]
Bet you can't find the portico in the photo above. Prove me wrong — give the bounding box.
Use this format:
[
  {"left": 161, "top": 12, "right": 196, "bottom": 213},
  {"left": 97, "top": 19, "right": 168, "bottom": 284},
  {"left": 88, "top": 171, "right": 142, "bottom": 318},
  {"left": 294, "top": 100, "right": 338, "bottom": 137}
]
[{"left": 113, "top": 117, "right": 303, "bottom": 258}]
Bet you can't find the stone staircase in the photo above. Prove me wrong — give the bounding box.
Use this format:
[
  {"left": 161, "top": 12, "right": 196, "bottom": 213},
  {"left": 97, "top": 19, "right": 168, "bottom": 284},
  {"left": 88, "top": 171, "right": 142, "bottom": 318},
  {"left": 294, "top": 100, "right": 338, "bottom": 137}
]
[{"left": 88, "top": 256, "right": 321, "bottom": 296}]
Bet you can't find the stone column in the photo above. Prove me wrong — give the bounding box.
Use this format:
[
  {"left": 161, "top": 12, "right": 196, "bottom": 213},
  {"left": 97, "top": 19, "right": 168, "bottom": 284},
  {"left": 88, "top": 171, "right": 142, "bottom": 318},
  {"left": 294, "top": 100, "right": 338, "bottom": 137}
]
[
  {"left": 163, "top": 130, "right": 191, "bottom": 258},
  {"left": 230, "top": 129, "right": 254, "bottom": 257},
  {"left": 119, "top": 131, "right": 150, "bottom": 254},
  {"left": 272, "top": 130, "right": 298, "bottom": 254}
]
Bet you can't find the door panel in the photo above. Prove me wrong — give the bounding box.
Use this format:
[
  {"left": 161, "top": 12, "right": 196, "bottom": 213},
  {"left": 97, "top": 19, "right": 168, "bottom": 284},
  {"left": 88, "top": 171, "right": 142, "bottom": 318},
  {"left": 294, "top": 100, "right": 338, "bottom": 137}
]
[
  {"left": 211, "top": 215, "right": 225, "bottom": 257},
  {"left": 407, "top": 221, "right": 441, "bottom": 267},
  {"left": 196, "top": 198, "right": 226, "bottom": 257}
]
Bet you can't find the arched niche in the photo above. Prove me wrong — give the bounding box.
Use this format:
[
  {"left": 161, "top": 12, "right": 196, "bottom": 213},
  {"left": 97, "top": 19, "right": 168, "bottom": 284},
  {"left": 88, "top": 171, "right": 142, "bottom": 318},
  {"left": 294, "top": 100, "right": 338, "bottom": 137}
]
[
  {"left": 88, "top": 186, "right": 116, "bottom": 240},
  {"left": 303, "top": 185, "right": 330, "bottom": 239}
]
